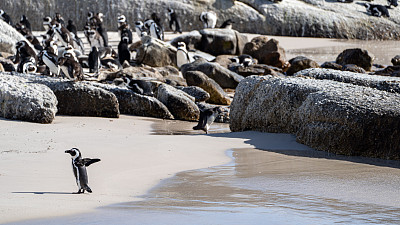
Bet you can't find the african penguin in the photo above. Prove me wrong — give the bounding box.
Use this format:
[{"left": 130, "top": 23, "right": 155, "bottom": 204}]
[
  {"left": 67, "top": 20, "right": 78, "bottom": 37},
  {"left": 14, "top": 40, "right": 37, "bottom": 68},
  {"left": 39, "top": 50, "right": 60, "bottom": 76},
  {"left": 65, "top": 148, "right": 100, "bottom": 194},
  {"left": 88, "top": 46, "right": 101, "bottom": 73},
  {"left": 388, "top": 0, "right": 398, "bottom": 7},
  {"left": 230, "top": 54, "right": 256, "bottom": 67},
  {"left": 193, "top": 107, "right": 222, "bottom": 134},
  {"left": 0, "top": 10, "right": 12, "bottom": 25},
  {"left": 135, "top": 21, "right": 145, "bottom": 37},
  {"left": 21, "top": 57, "right": 37, "bottom": 74},
  {"left": 118, "top": 36, "right": 131, "bottom": 64},
  {"left": 43, "top": 16, "right": 54, "bottom": 31},
  {"left": 199, "top": 11, "right": 217, "bottom": 29},
  {"left": 59, "top": 47, "right": 83, "bottom": 81},
  {"left": 145, "top": 20, "right": 164, "bottom": 40},
  {"left": 54, "top": 13, "right": 65, "bottom": 26},
  {"left": 20, "top": 15, "right": 32, "bottom": 33},
  {"left": 168, "top": 8, "right": 182, "bottom": 34},
  {"left": 220, "top": 19, "right": 234, "bottom": 29},
  {"left": 365, "top": 3, "right": 390, "bottom": 17},
  {"left": 176, "top": 42, "right": 192, "bottom": 69}
]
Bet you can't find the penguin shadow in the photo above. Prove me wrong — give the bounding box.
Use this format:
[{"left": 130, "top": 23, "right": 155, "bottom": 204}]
[{"left": 12, "top": 191, "right": 75, "bottom": 195}]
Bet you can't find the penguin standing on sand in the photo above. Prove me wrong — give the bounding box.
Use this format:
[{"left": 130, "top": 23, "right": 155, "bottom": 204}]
[
  {"left": 0, "top": 10, "right": 12, "bottom": 25},
  {"left": 65, "top": 148, "right": 100, "bottom": 194},
  {"left": 193, "top": 107, "right": 222, "bottom": 134},
  {"left": 176, "top": 42, "right": 192, "bottom": 69}
]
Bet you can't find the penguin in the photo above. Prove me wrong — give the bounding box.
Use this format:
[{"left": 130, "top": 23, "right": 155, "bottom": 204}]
[
  {"left": 135, "top": 21, "right": 145, "bottom": 37},
  {"left": 54, "top": 13, "right": 65, "bottom": 26},
  {"left": 21, "top": 57, "right": 37, "bottom": 74},
  {"left": 168, "top": 8, "right": 182, "bottom": 34},
  {"left": 59, "top": 48, "right": 83, "bottom": 81},
  {"left": 364, "top": 3, "right": 390, "bottom": 17},
  {"left": 144, "top": 20, "right": 164, "bottom": 40},
  {"left": 67, "top": 20, "right": 78, "bottom": 37},
  {"left": 87, "top": 27, "right": 106, "bottom": 48},
  {"left": 220, "top": 19, "right": 234, "bottom": 29},
  {"left": 88, "top": 46, "right": 101, "bottom": 73},
  {"left": 0, "top": 9, "right": 12, "bottom": 25},
  {"left": 176, "top": 42, "right": 192, "bottom": 69},
  {"left": 96, "top": 22, "right": 109, "bottom": 47},
  {"left": 230, "top": 54, "right": 256, "bottom": 67},
  {"left": 101, "top": 57, "right": 122, "bottom": 70},
  {"left": 53, "top": 23, "right": 73, "bottom": 47},
  {"left": 193, "top": 107, "right": 222, "bottom": 134},
  {"left": 388, "top": 0, "right": 398, "bottom": 7},
  {"left": 199, "top": 11, "right": 217, "bottom": 29},
  {"left": 65, "top": 148, "right": 100, "bottom": 194},
  {"left": 20, "top": 15, "right": 32, "bottom": 33},
  {"left": 118, "top": 36, "right": 131, "bottom": 64},
  {"left": 25, "top": 34, "right": 43, "bottom": 51},
  {"left": 39, "top": 49, "right": 60, "bottom": 76},
  {"left": 14, "top": 40, "right": 37, "bottom": 70},
  {"left": 118, "top": 16, "right": 133, "bottom": 44},
  {"left": 43, "top": 16, "right": 54, "bottom": 31}
]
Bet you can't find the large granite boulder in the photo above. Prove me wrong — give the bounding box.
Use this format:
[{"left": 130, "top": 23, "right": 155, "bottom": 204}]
[
  {"left": 3, "top": 0, "right": 400, "bottom": 40},
  {"left": 0, "top": 19, "right": 32, "bottom": 54},
  {"left": 230, "top": 75, "right": 400, "bottom": 159},
  {"left": 295, "top": 68, "right": 400, "bottom": 94},
  {"left": 243, "top": 37, "right": 288, "bottom": 69},
  {"left": 184, "top": 71, "right": 232, "bottom": 105},
  {"left": 286, "top": 56, "right": 319, "bottom": 75},
  {"left": 156, "top": 84, "right": 200, "bottom": 121},
  {"left": 170, "top": 29, "right": 248, "bottom": 56},
  {"left": 12, "top": 73, "right": 120, "bottom": 118},
  {"left": 136, "top": 36, "right": 177, "bottom": 67},
  {"left": 89, "top": 82, "right": 174, "bottom": 119},
  {"left": 176, "top": 86, "right": 210, "bottom": 102},
  {"left": 0, "top": 73, "right": 57, "bottom": 123},
  {"left": 181, "top": 59, "right": 244, "bottom": 89},
  {"left": 336, "top": 48, "right": 374, "bottom": 71}
]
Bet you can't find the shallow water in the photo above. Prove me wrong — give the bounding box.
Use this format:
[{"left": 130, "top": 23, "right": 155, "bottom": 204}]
[{"left": 10, "top": 119, "right": 400, "bottom": 225}]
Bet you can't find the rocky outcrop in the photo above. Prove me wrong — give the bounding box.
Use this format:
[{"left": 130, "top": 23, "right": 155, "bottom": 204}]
[
  {"left": 176, "top": 86, "right": 210, "bottom": 102},
  {"left": 286, "top": 56, "right": 319, "bottom": 75},
  {"left": 11, "top": 73, "right": 120, "bottom": 118},
  {"left": 243, "top": 37, "right": 288, "bottom": 69},
  {"left": 156, "top": 84, "right": 200, "bottom": 121},
  {"left": 181, "top": 59, "right": 244, "bottom": 89},
  {"left": 230, "top": 75, "right": 400, "bottom": 159},
  {"left": 0, "top": 20, "right": 32, "bottom": 54},
  {"left": 295, "top": 68, "right": 400, "bottom": 94},
  {"left": 2, "top": 0, "right": 400, "bottom": 40},
  {"left": 184, "top": 71, "right": 232, "bottom": 105},
  {"left": 0, "top": 73, "right": 57, "bottom": 123},
  {"left": 136, "top": 36, "right": 177, "bottom": 67},
  {"left": 336, "top": 48, "right": 374, "bottom": 71},
  {"left": 89, "top": 82, "right": 174, "bottom": 119}
]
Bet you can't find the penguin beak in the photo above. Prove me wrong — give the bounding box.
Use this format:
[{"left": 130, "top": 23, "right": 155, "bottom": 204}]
[{"left": 65, "top": 150, "right": 72, "bottom": 154}]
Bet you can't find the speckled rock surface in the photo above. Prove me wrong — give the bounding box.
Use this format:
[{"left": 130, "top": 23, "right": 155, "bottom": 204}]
[
  {"left": 156, "top": 83, "right": 200, "bottom": 121},
  {"left": 296, "top": 68, "right": 400, "bottom": 94},
  {"left": 11, "top": 72, "right": 120, "bottom": 118},
  {"left": 230, "top": 75, "right": 400, "bottom": 159},
  {"left": 0, "top": 73, "right": 57, "bottom": 123},
  {"left": 0, "top": 20, "right": 32, "bottom": 54}
]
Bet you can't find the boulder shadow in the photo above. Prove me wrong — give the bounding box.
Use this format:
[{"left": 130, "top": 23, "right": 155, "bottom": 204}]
[{"left": 208, "top": 131, "right": 400, "bottom": 169}]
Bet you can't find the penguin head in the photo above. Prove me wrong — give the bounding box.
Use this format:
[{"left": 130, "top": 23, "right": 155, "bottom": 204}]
[
  {"left": 0, "top": 10, "right": 4, "bottom": 16},
  {"left": 65, "top": 148, "right": 81, "bottom": 159},
  {"left": 20, "top": 15, "right": 27, "bottom": 23},
  {"left": 87, "top": 11, "right": 94, "bottom": 19},
  {"left": 118, "top": 15, "right": 126, "bottom": 23},
  {"left": 167, "top": 8, "right": 174, "bottom": 14},
  {"left": 15, "top": 40, "right": 26, "bottom": 51}
]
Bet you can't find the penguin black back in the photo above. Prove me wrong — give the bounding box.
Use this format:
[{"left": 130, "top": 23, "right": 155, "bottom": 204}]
[{"left": 88, "top": 46, "right": 101, "bottom": 73}]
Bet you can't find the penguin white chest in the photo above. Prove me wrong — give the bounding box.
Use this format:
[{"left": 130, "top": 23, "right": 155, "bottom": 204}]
[{"left": 176, "top": 50, "right": 189, "bottom": 68}]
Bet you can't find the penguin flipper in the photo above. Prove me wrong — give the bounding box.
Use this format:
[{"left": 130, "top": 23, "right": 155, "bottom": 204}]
[{"left": 83, "top": 158, "right": 101, "bottom": 167}]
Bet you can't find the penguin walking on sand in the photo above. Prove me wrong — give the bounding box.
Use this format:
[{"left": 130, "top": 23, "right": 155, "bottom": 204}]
[
  {"left": 193, "top": 107, "right": 222, "bottom": 134},
  {"left": 199, "top": 11, "right": 217, "bottom": 29},
  {"left": 0, "top": 10, "right": 12, "bottom": 25},
  {"left": 65, "top": 148, "right": 100, "bottom": 194},
  {"left": 176, "top": 42, "right": 192, "bottom": 69}
]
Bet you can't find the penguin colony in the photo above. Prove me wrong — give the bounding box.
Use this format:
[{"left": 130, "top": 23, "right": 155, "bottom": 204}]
[{"left": 335, "top": 0, "right": 398, "bottom": 17}]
